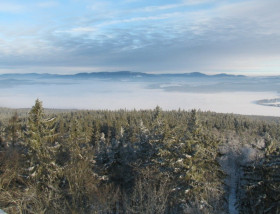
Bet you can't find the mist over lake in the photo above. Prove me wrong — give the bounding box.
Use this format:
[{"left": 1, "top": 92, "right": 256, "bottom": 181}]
[{"left": 0, "top": 72, "right": 279, "bottom": 117}]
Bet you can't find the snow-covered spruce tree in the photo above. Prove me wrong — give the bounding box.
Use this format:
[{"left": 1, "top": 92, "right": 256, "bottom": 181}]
[
  {"left": 67, "top": 118, "right": 86, "bottom": 161},
  {"left": 149, "top": 106, "right": 171, "bottom": 161},
  {"left": 97, "top": 125, "right": 136, "bottom": 190},
  {"left": 5, "top": 112, "right": 21, "bottom": 147},
  {"left": 133, "top": 106, "right": 168, "bottom": 168},
  {"left": 134, "top": 119, "right": 155, "bottom": 166},
  {"left": 90, "top": 120, "right": 103, "bottom": 150},
  {"left": 123, "top": 166, "right": 171, "bottom": 214},
  {"left": 25, "top": 99, "right": 59, "bottom": 187},
  {"left": 58, "top": 116, "right": 100, "bottom": 213},
  {"left": 239, "top": 134, "right": 280, "bottom": 213},
  {"left": 156, "top": 109, "right": 225, "bottom": 212}
]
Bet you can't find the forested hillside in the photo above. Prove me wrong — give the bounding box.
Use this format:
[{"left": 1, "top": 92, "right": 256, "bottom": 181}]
[{"left": 0, "top": 100, "right": 279, "bottom": 213}]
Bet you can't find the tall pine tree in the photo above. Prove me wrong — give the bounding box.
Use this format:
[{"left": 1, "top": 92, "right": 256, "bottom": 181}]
[{"left": 25, "top": 99, "right": 59, "bottom": 186}]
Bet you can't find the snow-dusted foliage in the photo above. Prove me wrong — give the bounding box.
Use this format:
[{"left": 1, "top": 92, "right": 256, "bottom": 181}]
[
  {"left": 0, "top": 101, "right": 279, "bottom": 213},
  {"left": 238, "top": 135, "right": 280, "bottom": 213}
]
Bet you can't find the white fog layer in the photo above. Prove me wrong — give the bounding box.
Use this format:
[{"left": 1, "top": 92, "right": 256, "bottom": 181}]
[{"left": 0, "top": 72, "right": 279, "bottom": 116}]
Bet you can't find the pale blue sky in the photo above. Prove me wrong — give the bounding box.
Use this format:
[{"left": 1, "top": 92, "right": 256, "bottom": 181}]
[{"left": 0, "top": 0, "right": 279, "bottom": 75}]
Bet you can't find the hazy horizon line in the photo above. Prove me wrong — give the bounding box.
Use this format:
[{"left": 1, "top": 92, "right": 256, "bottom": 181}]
[{"left": 1, "top": 70, "right": 279, "bottom": 77}]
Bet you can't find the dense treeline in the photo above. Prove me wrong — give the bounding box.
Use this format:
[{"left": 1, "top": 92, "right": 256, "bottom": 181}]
[{"left": 0, "top": 100, "right": 279, "bottom": 213}]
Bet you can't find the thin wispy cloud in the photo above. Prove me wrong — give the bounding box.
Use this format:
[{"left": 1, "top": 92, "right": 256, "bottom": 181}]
[
  {"left": 0, "top": 2, "right": 25, "bottom": 13},
  {"left": 0, "top": 0, "right": 279, "bottom": 75},
  {"left": 130, "top": 0, "right": 215, "bottom": 13},
  {"left": 36, "top": 1, "right": 59, "bottom": 8}
]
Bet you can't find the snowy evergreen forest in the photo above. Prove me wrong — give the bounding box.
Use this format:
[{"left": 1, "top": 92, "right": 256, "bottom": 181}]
[{"left": 0, "top": 99, "right": 279, "bottom": 213}]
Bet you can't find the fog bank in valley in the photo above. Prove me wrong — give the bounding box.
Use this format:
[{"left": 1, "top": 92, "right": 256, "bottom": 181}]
[{"left": 0, "top": 72, "right": 279, "bottom": 117}]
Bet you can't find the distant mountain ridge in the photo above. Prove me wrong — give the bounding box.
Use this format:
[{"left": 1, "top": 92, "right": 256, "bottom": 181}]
[{"left": 0, "top": 71, "right": 246, "bottom": 79}]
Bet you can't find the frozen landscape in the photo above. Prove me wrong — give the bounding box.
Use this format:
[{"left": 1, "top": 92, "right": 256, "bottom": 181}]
[
  {"left": 0, "top": 71, "right": 279, "bottom": 116},
  {"left": 1, "top": 0, "right": 280, "bottom": 213}
]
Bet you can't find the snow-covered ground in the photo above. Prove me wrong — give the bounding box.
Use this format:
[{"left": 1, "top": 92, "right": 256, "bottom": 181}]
[
  {"left": 0, "top": 209, "right": 6, "bottom": 214},
  {"left": 220, "top": 143, "right": 239, "bottom": 214},
  {"left": 228, "top": 160, "right": 238, "bottom": 214}
]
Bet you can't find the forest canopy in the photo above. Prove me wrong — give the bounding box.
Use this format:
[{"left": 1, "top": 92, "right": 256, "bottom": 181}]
[{"left": 0, "top": 99, "right": 279, "bottom": 213}]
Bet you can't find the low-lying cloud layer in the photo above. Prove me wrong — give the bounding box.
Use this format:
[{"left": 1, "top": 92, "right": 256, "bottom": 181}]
[{"left": 0, "top": 72, "right": 279, "bottom": 116}]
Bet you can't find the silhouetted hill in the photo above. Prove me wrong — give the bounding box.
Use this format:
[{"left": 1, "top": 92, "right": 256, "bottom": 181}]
[{"left": 0, "top": 71, "right": 247, "bottom": 80}]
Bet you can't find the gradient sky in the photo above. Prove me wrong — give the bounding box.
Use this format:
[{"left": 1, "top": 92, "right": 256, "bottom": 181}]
[{"left": 0, "top": 0, "right": 280, "bottom": 75}]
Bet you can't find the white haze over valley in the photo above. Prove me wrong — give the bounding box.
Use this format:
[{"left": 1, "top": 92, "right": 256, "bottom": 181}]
[{"left": 0, "top": 76, "right": 279, "bottom": 117}]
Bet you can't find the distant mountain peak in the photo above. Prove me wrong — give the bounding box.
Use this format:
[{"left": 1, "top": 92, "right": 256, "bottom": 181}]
[
  {"left": 186, "top": 72, "right": 206, "bottom": 76},
  {"left": 0, "top": 71, "right": 248, "bottom": 79}
]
